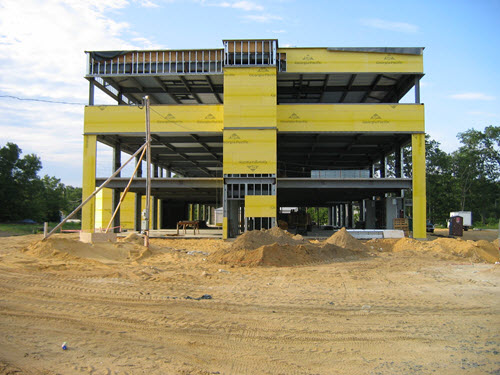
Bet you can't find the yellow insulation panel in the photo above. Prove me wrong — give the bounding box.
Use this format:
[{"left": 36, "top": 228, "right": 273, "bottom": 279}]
[
  {"left": 277, "top": 104, "right": 424, "bottom": 133},
  {"left": 224, "top": 67, "right": 276, "bottom": 128},
  {"left": 245, "top": 195, "right": 277, "bottom": 218},
  {"left": 223, "top": 129, "right": 276, "bottom": 174},
  {"left": 82, "top": 135, "right": 96, "bottom": 232},
  {"left": 84, "top": 105, "right": 223, "bottom": 133},
  {"left": 412, "top": 133, "right": 427, "bottom": 239},
  {"left": 222, "top": 217, "right": 228, "bottom": 240},
  {"left": 95, "top": 188, "right": 112, "bottom": 229},
  {"left": 94, "top": 190, "right": 151, "bottom": 230},
  {"left": 280, "top": 48, "right": 423, "bottom": 73}
]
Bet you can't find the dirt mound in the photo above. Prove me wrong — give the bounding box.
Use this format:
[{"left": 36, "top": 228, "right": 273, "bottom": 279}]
[
  {"left": 121, "top": 232, "right": 144, "bottom": 245},
  {"left": 390, "top": 237, "right": 499, "bottom": 263},
  {"left": 209, "top": 242, "right": 356, "bottom": 267},
  {"left": 230, "top": 227, "right": 299, "bottom": 251},
  {"left": 365, "top": 239, "right": 399, "bottom": 252},
  {"left": 325, "top": 228, "right": 368, "bottom": 252},
  {"left": 209, "top": 227, "right": 361, "bottom": 267},
  {"left": 393, "top": 238, "right": 427, "bottom": 253},
  {"left": 22, "top": 237, "right": 150, "bottom": 264}
]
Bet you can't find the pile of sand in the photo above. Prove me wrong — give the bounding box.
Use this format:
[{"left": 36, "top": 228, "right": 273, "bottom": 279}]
[
  {"left": 371, "top": 237, "right": 499, "bottom": 263},
  {"left": 325, "top": 228, "right": 368, "bottom": 252},
  {"left": 120, "top": 232, "right": 145, "bottom": 245},
  {"left": 22, "top": 237, "right": 151, "bottom": 264},
  {"left": 209, "top": 227, "right": 359, "bottom": 267}
]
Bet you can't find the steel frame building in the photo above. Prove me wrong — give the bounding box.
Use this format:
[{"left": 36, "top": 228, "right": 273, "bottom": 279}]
[{"left": 83, "top": 39, "right": 426, "bottom": 238}]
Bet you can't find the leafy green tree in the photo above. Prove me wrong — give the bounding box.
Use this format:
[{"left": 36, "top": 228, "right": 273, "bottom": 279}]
[
  {"left": 0, "top": 143, "right": 42, "bottom": 221},
  {"left": 38, "top": 176, "right": 65, "bottom": 222},
  {"left": 63, "top": 186, "right": 82, "bottom": 219},
  {"left": 307, "top": 207, "right": 329, "bottom": 225},
  {"left": 452, "top": 126, "right": 500, "bottom": 212},
  {"left": 0, "top": 142, "right": 84, "bottom": 223}
]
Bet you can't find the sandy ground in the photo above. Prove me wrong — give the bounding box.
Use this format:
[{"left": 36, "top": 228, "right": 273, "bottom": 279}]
[{"left": 0, "top": 231, "right": 499, "bottom": 375}]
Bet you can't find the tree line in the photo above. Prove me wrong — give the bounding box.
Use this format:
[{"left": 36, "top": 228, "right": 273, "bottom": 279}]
[
  {"left": 422, "top": 125, "right": 500, "bottom": 226},
  {"left": 0, "top": 143, "right": 81, "bottom": 223}
]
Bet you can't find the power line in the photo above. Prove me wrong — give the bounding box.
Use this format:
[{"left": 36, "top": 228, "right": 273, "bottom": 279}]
[{"left": 0, "top": 95, "right": 85, "bottom": 106}]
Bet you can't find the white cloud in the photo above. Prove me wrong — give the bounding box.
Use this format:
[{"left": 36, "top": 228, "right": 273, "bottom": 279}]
[
  {"left": 270, "top": 29, "right": 286, "bottom": 34},
  {"left": 137, "top": 0, "right": 160, "bottom": 7},
  {"left": 242, "top": 14, "right": 282, "bottom": 22},
  {"left": 212, "top": 1, "right": 263, "bottom": 11},
  {"left": 0, "top": 0, "right": 160, "bottom": 185},
  {"left": 360, "top": 18, "right": 418, "bottom": 33},
  {"left": 466, "top": 111, "right": 499, "bottom": 117},
  {"left": 450, "top": 92, "right": 495, "bottom": 101}
]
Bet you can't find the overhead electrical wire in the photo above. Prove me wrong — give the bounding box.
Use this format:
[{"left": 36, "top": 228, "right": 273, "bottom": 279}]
[{"left": 0, "top": 94, "right": 85, "bottom": 106}]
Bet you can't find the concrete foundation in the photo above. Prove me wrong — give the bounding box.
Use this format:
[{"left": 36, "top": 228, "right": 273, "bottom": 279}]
[{"left": 80, "top": 232, "right": 117, "bottom": 243}]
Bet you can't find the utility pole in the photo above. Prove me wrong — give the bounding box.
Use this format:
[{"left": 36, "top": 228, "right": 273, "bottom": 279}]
[{"left": 144, "top": 96, "right": 151, "bottom": 248}]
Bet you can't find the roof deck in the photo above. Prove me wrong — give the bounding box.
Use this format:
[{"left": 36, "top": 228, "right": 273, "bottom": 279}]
[{"left": 86, "top": 40, "right": 424, "bottom": 105}]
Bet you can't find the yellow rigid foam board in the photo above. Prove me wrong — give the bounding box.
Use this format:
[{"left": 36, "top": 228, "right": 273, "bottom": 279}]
[
  {"left": 84, "top": 105, "right": 223, "bottom": 133},
  {"left": 94, "top": 189, "right": 153, "bottom": 230},
  {"left": 277, "top": 104, "right": 424, "bottom": 133},
  {"left": 412, "top": 133, "right": 427, "bottom": 239},
  {"left": 245, "top": 195, "right": 277, "bottom": 218},
  {"left": 224, "top": 66, "right": 276, "bottom": 129},
  {"left": 82, "top": 135, "right": 96, "bottom": 232},
  {"left": 223, "top": 129, "right": 276, "bottom": 174},
  {"left": 280, "top": 48, "right": 423, "bottom": 73}
]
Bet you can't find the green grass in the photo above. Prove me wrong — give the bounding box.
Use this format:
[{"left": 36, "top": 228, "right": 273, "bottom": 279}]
[
  {"left": 471, "top": 223, "right": 500, "bottom": 230},
  {"left": 0, "top": 222, "right": 81, "bottom": 236}
]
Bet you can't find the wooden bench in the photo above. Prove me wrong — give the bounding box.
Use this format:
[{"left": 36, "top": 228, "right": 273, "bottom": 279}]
[{"left": 176, "top": 220, "right": 200, "bottom": 235}]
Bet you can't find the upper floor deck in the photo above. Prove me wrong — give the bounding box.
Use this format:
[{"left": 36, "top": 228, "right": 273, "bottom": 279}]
[{"left": 86, "top": 39, "right": 424, "bottom": 106}]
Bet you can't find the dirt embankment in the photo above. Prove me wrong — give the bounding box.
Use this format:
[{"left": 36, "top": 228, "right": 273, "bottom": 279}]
[
  {"left": 209, "top": 227, "right": 367, "bottom": 267},
  {"left": 367, "top": 236, "right": 499, "bottom": 263}
]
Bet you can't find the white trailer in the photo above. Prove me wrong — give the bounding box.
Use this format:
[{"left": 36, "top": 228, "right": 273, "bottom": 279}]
[{"left": 450, "top": 211, "right": 472, "bottom": 230}]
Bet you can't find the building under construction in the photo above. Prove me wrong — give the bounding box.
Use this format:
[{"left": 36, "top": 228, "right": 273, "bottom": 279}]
[{"left": 83, "top": 39, "right": 426, "bottom": 239}]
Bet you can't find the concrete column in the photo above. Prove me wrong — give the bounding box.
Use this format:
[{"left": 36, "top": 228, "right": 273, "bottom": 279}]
[
  {"left": 82, "top": 135, "right": 96, "bottom": 232},
  {"left": 328, "top": 207, "right": 332, "bottom": 225},
  {"left": 166, "top": 168, "right": 172, "bottom": 178}
]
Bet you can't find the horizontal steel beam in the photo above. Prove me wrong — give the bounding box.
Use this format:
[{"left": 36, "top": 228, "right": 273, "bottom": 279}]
[
  {"left": 96, "top": 177, "right": 222, "bottom": 189},
  {"left": 277, "top": 178, "right": 412, "bottom": 189}
]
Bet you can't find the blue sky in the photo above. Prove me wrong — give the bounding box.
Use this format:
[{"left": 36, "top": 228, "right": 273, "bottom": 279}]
[{"left": 0, "top": 0, "right": 499, "bottom": 186}]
